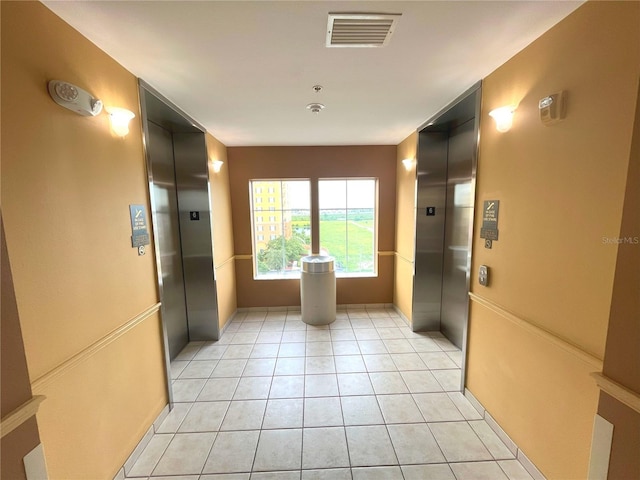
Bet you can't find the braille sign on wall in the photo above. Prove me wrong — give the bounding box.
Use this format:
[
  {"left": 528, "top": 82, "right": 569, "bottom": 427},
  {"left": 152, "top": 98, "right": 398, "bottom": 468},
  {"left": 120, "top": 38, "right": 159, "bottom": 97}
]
[
  {"left": 426, "top": 207, "right": 436, "bottom": 216},
  {"left": 190, "top": 211, "right": 200, "bottom": 221},
  {"left": 480, "top": 200, "right": 500, "bottom": 248},
  {"left": 129, "top": 204, "right": 150, "bottom": 250}
]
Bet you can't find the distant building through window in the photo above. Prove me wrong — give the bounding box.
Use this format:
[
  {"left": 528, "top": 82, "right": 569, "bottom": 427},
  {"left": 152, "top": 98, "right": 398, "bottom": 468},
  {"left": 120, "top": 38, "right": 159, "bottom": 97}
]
[
  {"left": 249, "top": 178, "right": 377, "bottom": 279},
  {"left": 249, "top": 179, "right": 311, "bottom": 278}
]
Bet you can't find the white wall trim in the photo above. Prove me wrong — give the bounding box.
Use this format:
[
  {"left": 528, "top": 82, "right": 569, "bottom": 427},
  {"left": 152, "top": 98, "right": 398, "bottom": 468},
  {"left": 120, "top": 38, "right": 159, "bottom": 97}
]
[
  {"left": 393, "top": 251, "right": 414, "bottom": 264},
  {"left": 31, "top": 302, "right": 161, "bottom": 394},
  {"left": 0, "top": 395, "right": 46, "bottom": 439},
  {"left": 121, "top": 423, "right": 154, "bottom": 477},
  {"left": 236, "top": 306, "right": 300, "bottom": 312},
  {"left": 214, "top": 255, "right": 236, "bottom": 270},
  {"left": 24, "top": 443, "right": 48, "bottom": 480},
  {"left": 392, "top": 305, "right": 410, "bottom": 327},
  {"left": 588, "top": 414, "right": 614, "bottom": 480},
  {"left": 469, "top": 292, "right": 603, "bottom": 369},
  {"left": 464, "top": 388, "right": 546, "bottom": 480},
  {"left": 236, "top": 304, "right": 394, "bottom": 313},
  {"left": 591, "top": 372, "right": 640, "bottom": 414},
  {"left": 219, "top": 309, "right": 239, "bottom": 337}
]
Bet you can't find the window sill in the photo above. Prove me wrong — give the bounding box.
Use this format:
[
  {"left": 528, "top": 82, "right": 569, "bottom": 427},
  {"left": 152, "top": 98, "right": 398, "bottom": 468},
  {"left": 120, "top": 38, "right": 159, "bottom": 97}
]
[
  {"left": 336, "top": 272, "right": 377, "bottom": 279},
  {"left": 253, "top": 272, "right": 378, "bottom": 281}
]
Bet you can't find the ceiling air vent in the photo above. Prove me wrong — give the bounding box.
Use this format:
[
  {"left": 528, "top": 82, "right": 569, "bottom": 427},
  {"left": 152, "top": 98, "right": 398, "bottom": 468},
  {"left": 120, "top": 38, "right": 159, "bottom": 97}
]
[{"left": 326, "top": 13, "right": 401, "bottom": 48}]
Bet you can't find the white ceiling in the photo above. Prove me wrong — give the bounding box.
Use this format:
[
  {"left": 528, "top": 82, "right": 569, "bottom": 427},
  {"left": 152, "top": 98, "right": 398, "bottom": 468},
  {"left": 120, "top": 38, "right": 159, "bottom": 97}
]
[{"left": 42, "top": 1, "right": 583, "bottom": 146}]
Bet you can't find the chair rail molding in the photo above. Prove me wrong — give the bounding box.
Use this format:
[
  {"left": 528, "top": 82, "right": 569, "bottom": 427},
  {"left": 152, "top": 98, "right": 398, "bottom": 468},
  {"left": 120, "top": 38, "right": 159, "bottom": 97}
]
[
  {"left": 1, "top": 395, "right": 46, "bottom": 438},
  {"left": 591, "top": 372, "right": 640, "bottom": 414}
]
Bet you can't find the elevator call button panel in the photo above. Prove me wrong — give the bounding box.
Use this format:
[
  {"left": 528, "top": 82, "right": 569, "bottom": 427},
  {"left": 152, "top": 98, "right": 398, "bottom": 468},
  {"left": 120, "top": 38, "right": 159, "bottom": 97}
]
[{"left": 479, "top": 265, "right": 489, "bottom": 286}]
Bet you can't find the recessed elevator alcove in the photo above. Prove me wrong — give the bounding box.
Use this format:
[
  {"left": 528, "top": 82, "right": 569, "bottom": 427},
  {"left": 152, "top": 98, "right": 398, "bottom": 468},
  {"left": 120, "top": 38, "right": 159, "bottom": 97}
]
[
  {"left": 412, "top": 83, "right": 481, "bottom": 390},
  {"left": 139, "top": 81, "right": 219, "bottom": 376}
]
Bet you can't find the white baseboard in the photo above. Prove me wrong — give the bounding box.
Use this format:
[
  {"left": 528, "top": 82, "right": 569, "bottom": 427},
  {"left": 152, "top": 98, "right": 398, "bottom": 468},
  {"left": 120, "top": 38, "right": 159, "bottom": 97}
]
[
  {"left": 236, "top": 304, "right": 393, "bottom": 312},
  {"left": 121, "top": 424, "right": 154, "bottom": 477},
  {"left": 24, "top": 444, "right": 48, "bottom": 480},
  {"left": 392, "top": 305, "right": 410, "bottom": 327},
  {"left": 588, "top": 414, "right": 614, "bottom": 480},
  {"left": 464, "top": 388, "right": 546, "bottom": 480}
]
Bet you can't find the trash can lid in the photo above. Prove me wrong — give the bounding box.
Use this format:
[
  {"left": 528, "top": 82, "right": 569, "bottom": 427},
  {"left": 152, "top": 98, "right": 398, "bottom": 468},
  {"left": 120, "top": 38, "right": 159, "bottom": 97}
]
[{"left": 301, "top": 255, "right": 335, "bottom": 273}]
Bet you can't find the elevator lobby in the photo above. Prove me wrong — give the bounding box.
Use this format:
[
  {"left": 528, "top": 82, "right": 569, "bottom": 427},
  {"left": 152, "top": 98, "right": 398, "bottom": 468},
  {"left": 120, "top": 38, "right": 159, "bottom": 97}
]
[{"left": 2, "top": 1, "right": 639, "bottom": 480}]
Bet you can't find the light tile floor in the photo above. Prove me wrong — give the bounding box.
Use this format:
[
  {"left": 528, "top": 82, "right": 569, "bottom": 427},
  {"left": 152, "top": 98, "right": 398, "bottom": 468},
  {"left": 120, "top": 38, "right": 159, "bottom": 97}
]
[{"left": 123, "top": 307, "right": 535, "bottom": 480}]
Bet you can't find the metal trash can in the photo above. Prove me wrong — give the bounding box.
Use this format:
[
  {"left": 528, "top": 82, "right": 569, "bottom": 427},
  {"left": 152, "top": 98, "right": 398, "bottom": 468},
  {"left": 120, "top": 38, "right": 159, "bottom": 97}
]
[{"left": 300, "top": 255, "right": 336, "bottom": 326}]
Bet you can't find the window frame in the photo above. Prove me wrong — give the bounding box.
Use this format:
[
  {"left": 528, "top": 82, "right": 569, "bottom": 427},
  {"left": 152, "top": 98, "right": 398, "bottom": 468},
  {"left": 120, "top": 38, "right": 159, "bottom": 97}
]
[
  {"left": 248, "top": 177, "right": 378, "bottom": 280},
  {"left": 249, "top": 178, "right": 312, "bottom": 280},
  {"left": 318, "top": 177, "right": 378, "bottom": 278}
]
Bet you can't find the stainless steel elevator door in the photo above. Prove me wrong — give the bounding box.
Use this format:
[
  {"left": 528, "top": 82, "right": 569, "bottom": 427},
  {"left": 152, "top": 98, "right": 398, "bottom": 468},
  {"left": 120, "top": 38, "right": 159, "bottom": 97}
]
[
  {"left": 440, "top": 119, "right": 474, "bottom": 348},
  {"left": 148, "top": 121, "right": 189, "bottom": 359},
  {"left": 172, "top": 133, "right": 219, "bottom": 342},
  {"left": 412, "top": 131, "right": 448, "bottom": 331}
]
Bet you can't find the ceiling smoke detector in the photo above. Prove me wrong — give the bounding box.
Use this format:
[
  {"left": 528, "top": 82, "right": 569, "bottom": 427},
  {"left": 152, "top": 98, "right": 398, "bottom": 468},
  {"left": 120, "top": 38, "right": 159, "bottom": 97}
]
[
  {"left": 306, "top": 103, "right": 325, "bottom": 114},
  {"left": 327, "top": 13, "right": 402, "bottom": 48}
]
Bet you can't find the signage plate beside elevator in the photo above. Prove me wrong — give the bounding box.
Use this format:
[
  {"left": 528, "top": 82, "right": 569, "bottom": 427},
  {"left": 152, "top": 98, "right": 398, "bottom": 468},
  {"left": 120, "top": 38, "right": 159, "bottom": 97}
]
[
  {"left": 129, "top": 204, "right": 150, "bottom": 247},
  {"left": 480, "top": 200, "right": 500, "bottom": 241}
]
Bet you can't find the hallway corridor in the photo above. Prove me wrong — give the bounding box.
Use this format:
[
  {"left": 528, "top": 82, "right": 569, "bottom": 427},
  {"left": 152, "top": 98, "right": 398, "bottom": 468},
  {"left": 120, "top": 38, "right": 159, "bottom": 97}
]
[{"left": 120, "top": 307, "right": 535, "bottom": 480}]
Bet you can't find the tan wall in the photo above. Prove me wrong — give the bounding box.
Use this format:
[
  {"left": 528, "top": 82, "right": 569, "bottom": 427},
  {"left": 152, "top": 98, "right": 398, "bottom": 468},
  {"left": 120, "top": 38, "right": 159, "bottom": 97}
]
[
  {"left": 467, "top": 303, "right": 601, "bottom": 478},
  {"left": 206, "top": 133, "right": 237, "bottom": 329},
  {"left": 394, "top": 132, "right": 418, "bottom": 321},
  {"left": 597, "top": 393, "right": 640, "bottom": 479},
  {"left": 1, "top": 418, "right": 41, "bottom": 480},
  {"left": 467, "top": 2, "right": 640, "bottom": 479},
  {"left": 596, "top": 77, "right": 640, "bottom": 479},
  {"left": 228, "top": 146, "right": 396, "bottom": 307},
  {"left": 1, "top": 217, "right": 42, "bottom": 480},
  {"left": 1, "top": 2, "right": 167, "bottom": 478}
]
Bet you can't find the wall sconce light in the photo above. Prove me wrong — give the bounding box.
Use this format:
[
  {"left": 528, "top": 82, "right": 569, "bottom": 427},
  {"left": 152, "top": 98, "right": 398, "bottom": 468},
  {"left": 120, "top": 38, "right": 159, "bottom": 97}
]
[
  {"left": 105, "top": 107, "right": 135, "bottom": 137},
  {"left": 212, "top": 160, "right": 224, "bottom": 173},
  {"left": 402, "top": 158, "right": 415, "bottom": 171},
  {"left": 489, "top": 105, "right": 516, "bottom": 132}
]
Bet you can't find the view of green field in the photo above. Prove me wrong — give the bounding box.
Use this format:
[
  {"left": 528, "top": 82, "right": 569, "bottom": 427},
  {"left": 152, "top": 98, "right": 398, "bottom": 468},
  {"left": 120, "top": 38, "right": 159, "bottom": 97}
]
[
  {"left": 256, "top": 210, "right": 375, "bottom": 275},
  {"left": 320, "top": 215, "right": 374, "bottom": 273}
]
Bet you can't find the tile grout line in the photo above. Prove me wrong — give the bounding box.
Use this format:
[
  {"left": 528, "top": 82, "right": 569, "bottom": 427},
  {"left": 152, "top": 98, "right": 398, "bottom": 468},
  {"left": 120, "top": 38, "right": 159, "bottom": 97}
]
[{"left": 124, "top": 308, "right": 534, "bottom": 479}]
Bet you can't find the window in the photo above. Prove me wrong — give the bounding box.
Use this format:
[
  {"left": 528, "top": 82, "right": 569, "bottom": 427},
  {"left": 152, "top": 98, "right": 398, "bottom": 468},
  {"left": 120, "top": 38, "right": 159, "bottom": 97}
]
[
  {"left": 250, "top": 180, "right": 311, "bottom": 278},
  {"left": 319, "top": 179, "right": 376, "bottom": 275},
  {"left": 249, "top": 178, "right": 377, "bottom": 279}
]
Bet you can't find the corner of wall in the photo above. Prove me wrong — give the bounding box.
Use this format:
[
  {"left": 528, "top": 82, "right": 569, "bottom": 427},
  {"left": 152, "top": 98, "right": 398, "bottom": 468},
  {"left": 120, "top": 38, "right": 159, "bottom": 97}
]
[
  {"left": 2, "top": 3, "right": 167, "bottom": 477},
  {"left": 593, "top": 75, "right": 640, "bottom": 479},
  {"left": 467, "top": 2, "right": 640, "bottom": 478},
  {"left": 205, "top": 132, "right": 238, "bottom": 330},
  {"left": 393, "top": 132, "right": 418, "bottom": 321}
]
